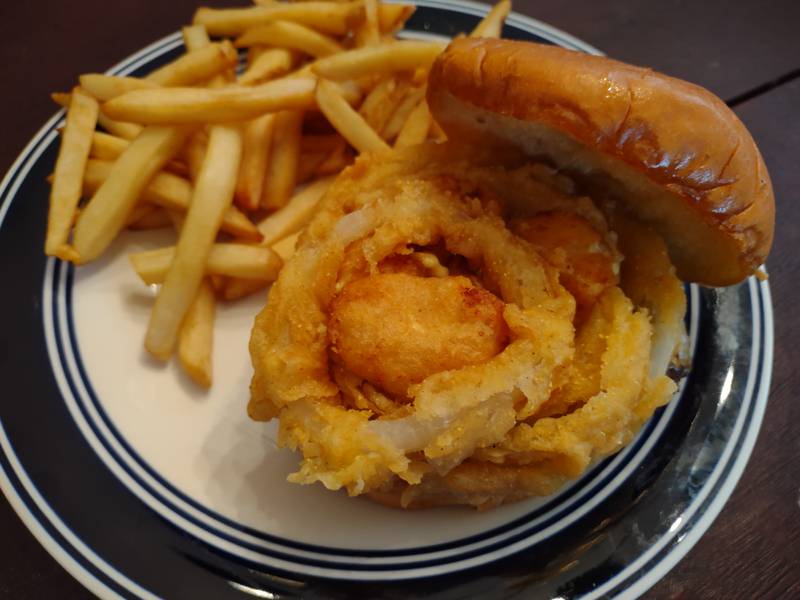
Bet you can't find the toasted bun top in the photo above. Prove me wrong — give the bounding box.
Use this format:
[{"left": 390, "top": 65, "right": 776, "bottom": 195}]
[{"left": 427, "top": 38, "right": 774, "bottom": 285}]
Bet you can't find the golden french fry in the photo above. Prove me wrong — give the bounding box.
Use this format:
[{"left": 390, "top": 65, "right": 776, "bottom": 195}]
[
  {"left": 178, "top": 279, "right": 216, "bottom": 388},
  {"left": 238, "top": 48, "right": 295, "bottom": 85},
  {"left": 127, "top": 206, "right": 173, "bottom": 230},
  {"left": 258, "top": 177, "right": 333, "bottom": 245},
  {"left": 261, "top": 110, "right": 303, "bottom": 210},
  {"left": 315, "top": 142, "right": 353, "bottom": 175},
  {"left": 87, "top": 131, "right": 188, "bottom": 177},
  {"left": 82, "top": 159, "right": 261, "bottom": 241},
  {"left": 377, "top": 4, "right": 415, "bottom": 33},
  {"left": 247, "top": 46, "right": 265, "bottom": 68},
  {"left": 79, "top": 74, "right": 158, "bottom": 102},
  {"left": 360, "top": 0, "right": 381, "bottom": 47},
  {"left": 51, "top": 92, "right": 71, "bottom": 108},
  {"left": 166, "top": 208, "right": 185, "bottom": 231},
  {"left": 333, "top": 80, "right": 364, "bottom": 106},
  {"left": 471, "top": 0, "right": 511, "bottom": 38},
  {"left": 358, "top": 77, "right": 409, "bottom": 134},
  {"left": 220, "top": 277, "right": 270, "bottom": 301},
  {"left": 236, "top": 113, "right": 276, "bottom": 211},
  {"left": 271, "top": 231, "right": 300, "bottom": 262},
  {"left": 382, "top": 85, "right": 425, "bottom": 140},
  {"left": 182, "top": 24, "right": 234, "bottom": 85},
  {"left": 183, "top": 130, "right": 208, "bottom": 182},
  {"left": 97, "top": 113, "right": 142, "bottom": 140},
  {"left": 236, "top": 21, "right": 342, "bottom": 58},
  {"left": 193, "top": 3, "right": 361, "bottom": 37},
  {"left": 103, "top": 77, "right": 317, "bottom": 124},
  {"left": 130, "top": 243, "right": 282, "bottom": 284},
  {"left": 182, "top": 24, "right": 211, "bottom": 50},
  {"left": 125, "top": 203, "right": 157, "bottom": 227},
  {"left": 145, "top": 41, "right": 238, "bottom": 86},
  {"left": 312, "top": 41, "right": 445, "bottom": 81},
  {"left": 145, "top": 125, "right": 243, "bottom": 359},
  {"left": 45, "top": 88, "right": 99, "bottom": 259},
  {"left": 72, "top": 126, "right": 193, "bottom": 262},
  {"left": 395, "top": 99, "right": 431, "bottom": 147},
  {"left": 315, "top": 79, "right": 389, "bottom": 154},
  {"left": 89, "top": 131, "right": 129, "bottom": 160}
]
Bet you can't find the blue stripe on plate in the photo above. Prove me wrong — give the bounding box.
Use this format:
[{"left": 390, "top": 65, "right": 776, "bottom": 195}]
[{"left": 57, "top": 257, "right": 666, "bottom": 568}]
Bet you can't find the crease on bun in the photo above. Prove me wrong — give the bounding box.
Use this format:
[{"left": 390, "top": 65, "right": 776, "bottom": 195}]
[{"left": 427, "top": 38, "right": 775, "bottom": 286}]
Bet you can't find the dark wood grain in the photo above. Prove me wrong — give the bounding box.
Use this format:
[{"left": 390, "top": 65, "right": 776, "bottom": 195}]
[
  {"left": 514, "top": 0, "right": 800, "bottom": 102},
  {"left": 0, "top": 2, "right": 798, "bottom": 599}
]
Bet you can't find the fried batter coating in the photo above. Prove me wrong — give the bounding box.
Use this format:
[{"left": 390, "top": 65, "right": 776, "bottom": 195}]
[
  {"left": 512, "top": 211, "right": 618, "bottom": 311},
  {"left": 248, "top": 143, "right": 686, "bottom": 509},
  {"left": 329, "top": 273, "right": 508, "bottom": 398}
]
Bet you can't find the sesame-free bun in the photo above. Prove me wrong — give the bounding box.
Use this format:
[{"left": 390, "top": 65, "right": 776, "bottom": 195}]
[{"left": 427, "top": 38, "right": 774, "bottom": 285}]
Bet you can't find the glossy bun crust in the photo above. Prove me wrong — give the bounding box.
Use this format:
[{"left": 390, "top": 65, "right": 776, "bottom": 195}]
[{"left": 427, "top": 38, "right": 774, "bottom": 285}]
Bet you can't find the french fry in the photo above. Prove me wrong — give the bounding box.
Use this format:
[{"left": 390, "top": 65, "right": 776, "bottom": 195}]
[
  {"left": 471, "top": 0, "right": 511, "bottom": 38},
  {"left": 314, "top": 141, "right": 353, "bottom": 175},
  {"left": 360, "top": 0, "right": 381, "bottom": 47},
  {"left": 127, "top": 206, "right": 173, "bottom": 230},
  {"left": 72, "top": 126, "right": 194, "bottom": 262},
  {"left": 50, "top": 92, "right": 71, "bottom": 108},
  {"left": 220, "top": 277, "right": 270, "bottom": 301},
  {"left": 79, "top": 74, "right": 158, "bottom": 102},
  {"left": 103, "top": 77, "right": 317, "bottom": 124},
  {"left": 181, "top": 24, "right": 211, "bottom": 50},
  {"left": 235, "top": 21, "right": 342, "bottom": 58},
  {"left": 82, "top": 159, "right": 261, "bottom": 241},
  {"left": 377, "top": 4, "right": 415, "bottom": 33},
  {"left": 332, "top": 80, "right": 364, "bottom": 106},
  {"left": 145, "top": 125, "right": 243, "bottom": 359},
  {"left": 130, "top": 243, "right": 282, "bottom": 284},
  {"left": 271, "top": 231, "right": 300, "bottom": 262},
  {"left": 358, "top": 77, "right": 408, "bottom": 134},
  {"left": 45, "top": 87, "right": 98, "bottom": 259},
  {"left": 235, "top": 113, "right": 276, "bottom": 211},
  {"left": 261, "top": 110, "right": 303, "bottom": 210},
  {"left": 395, "top": 99, "right": 431, "bottom": 147},
  {"left": 247, "top": 46, "right": 265, "bottom": 69},
  {"left": 315, "top": 79, "right": 389, "bottom": 154},
  {"left": 178, "top": 279, "right": 216, "bottom": 388},
  {"left": 97, "top": 113, "right": 142, "bottom": 140},
  {"left": 382, "top": 85, "right": 426, "bottom": 140},
  {"left": 312, "top": 41, "right": 445, "bottom": 81},
  {"left": 182, "top": 23, "right": 234, "bottom": 85},
  {"left": 125, "top": 203, "right": 157, "bottom": 228},
  {"left": 166, "top": 208, "right": 185, "bottom": 231},
  {"left": 145, "top": 41, "right": 238, "bottom": 86},
  {"left": 193, "top": 3, "right": 361, "bottom": 37},
  {"left": 257, "top": 176, "right": 333, "bottom": 245},
  {"left": 89, "top": 131, "right": 187, "bottom": 176},
  {"left": 89, "top": 131, "right": 129, "bottom": 160},
  {"left": 238, "top": 48, "right": 295, "bottom": 85},
  {"left": 183, "top": 130, "right": 208, "bottom": 181}
]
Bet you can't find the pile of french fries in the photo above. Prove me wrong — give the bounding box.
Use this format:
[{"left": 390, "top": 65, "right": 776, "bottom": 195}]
[{"left": 44, "top": 0, "right": 511, "bottom": 388}]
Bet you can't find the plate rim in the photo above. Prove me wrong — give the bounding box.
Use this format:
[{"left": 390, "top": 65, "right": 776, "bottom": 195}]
[{"left": 0, "top": 2, "right": 774, "bottom": 598}]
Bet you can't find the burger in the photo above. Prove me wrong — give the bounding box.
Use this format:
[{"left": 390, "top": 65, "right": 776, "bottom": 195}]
[{"left": 247, "top": 38, "right": 775, "bottom": 509}]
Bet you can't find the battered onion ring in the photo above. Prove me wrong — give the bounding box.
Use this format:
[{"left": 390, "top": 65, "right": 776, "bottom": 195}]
[{"left": 249, "top": 143, "right": 683, "bottom": 507}]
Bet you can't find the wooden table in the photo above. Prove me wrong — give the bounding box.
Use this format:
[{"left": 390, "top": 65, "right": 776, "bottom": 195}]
[{"left": 1, "top": 1, "right": 798, "bottom": 598}]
